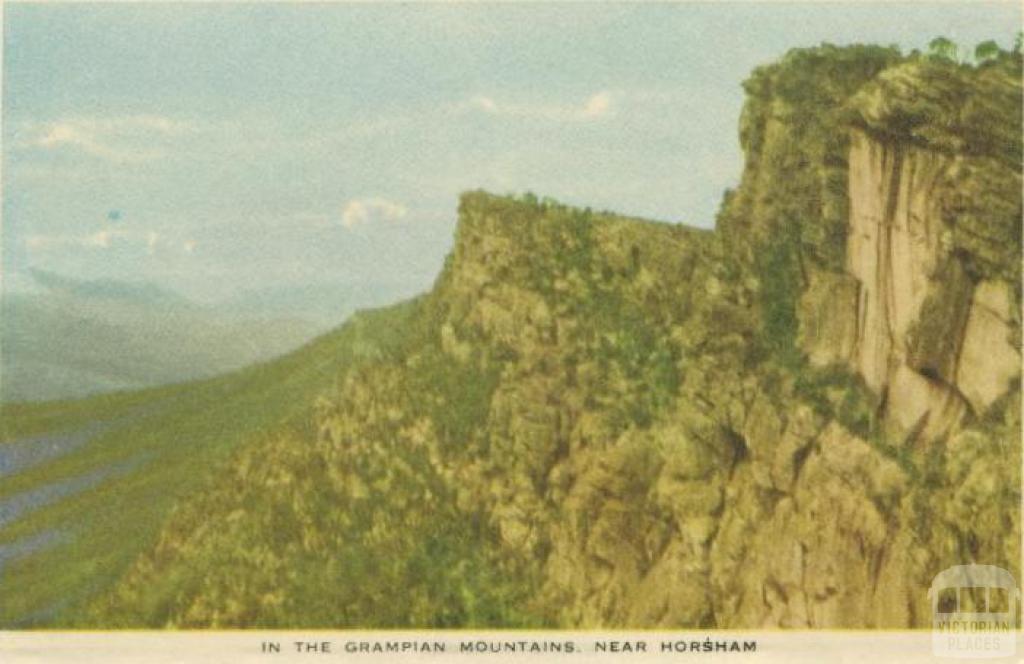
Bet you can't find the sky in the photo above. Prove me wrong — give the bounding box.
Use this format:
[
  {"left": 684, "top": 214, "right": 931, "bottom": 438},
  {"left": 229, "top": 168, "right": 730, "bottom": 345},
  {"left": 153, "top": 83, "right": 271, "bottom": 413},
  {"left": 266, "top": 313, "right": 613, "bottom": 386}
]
[{"left": 2, "top": 2, "right": 1020, "bottom": 305}]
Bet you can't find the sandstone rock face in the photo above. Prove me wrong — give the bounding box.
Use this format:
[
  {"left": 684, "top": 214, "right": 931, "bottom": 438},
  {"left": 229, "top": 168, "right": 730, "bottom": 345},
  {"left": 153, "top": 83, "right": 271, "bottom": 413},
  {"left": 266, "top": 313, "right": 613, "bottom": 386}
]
[
  {"left": 807, "top": 127, "right": 1020, "bottom": 442},
  {"left": 845, "top": 130, "right": 966, "bottom": 439},
  {"left": 847, "top": 130, "right": 950, "bottom": 394},
  {"left": 957, "top": 281, "right": 1020, "bottom": 413}
]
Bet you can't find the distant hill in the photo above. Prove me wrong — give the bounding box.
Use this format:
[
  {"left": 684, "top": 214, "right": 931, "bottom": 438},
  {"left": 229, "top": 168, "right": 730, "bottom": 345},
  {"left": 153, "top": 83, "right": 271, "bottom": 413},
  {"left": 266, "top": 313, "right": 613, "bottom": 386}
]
[
  {"left": 26, "top": 269, "right": 191, "bottom": 308},
  {"left": 1, "top": 271, "right": 320, "bottom": 402}
]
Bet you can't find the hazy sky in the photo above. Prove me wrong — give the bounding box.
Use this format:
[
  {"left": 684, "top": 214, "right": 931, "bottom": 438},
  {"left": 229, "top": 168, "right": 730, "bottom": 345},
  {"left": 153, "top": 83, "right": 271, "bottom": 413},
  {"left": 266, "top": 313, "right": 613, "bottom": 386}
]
[{"left": 3, "top": 2, "right": 1020, "bottom": 304}]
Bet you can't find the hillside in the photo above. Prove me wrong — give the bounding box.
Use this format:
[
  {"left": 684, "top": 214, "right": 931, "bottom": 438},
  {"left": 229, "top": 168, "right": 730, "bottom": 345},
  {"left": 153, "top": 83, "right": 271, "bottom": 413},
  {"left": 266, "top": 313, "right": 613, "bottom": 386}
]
[
  {"left": 0, "top": 301, "right": 418, "bottom": 626},
  {"left": 4, "top": 42, "right": 1021, "bottom": 629}
]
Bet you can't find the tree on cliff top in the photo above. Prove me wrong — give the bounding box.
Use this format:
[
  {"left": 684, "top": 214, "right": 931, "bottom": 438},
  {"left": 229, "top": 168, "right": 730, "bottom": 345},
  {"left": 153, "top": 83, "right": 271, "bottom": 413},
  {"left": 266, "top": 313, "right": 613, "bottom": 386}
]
[
  {"left": 974, "top": 40, "right": 1000, "bottom": 63},
  {"left": 928, "top": 36, "right": 958, "bottom": 62}
]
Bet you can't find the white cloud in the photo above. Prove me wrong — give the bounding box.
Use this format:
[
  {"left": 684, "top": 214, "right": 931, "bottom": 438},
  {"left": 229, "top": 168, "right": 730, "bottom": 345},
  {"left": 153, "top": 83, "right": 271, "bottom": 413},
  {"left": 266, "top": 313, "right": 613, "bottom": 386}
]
[
  {"left": 24, "top": 235, "right": 65, "bottom": 250},
  {"left": 581, "top": 91, "right": 612, "bottom": 118},
  {"left": 341, "top": 198, "right": 408, "bottom": 229},
  {"left": 38, "top": 124, "right": 83, "bottom": 149},
  {"left": 24, "top": 228, "right": 169, "bottom": 254},
  {"left": 26, "top": 229, "right": 120, "bottom": 251},
  {"left": 83, "top": 230, "right": 113, "bottom": 248},
  {"left": 463, "top": 90, "right": 614, "bottom": 122},
  {"left": 23, "top": 115, "right": 191, "bottom": 162},
  {"left": 470, "top": 96, "right": 499, "bottom": 113},
  {"left": 35, "top": 123, "right": 122, "bottom": 160}
]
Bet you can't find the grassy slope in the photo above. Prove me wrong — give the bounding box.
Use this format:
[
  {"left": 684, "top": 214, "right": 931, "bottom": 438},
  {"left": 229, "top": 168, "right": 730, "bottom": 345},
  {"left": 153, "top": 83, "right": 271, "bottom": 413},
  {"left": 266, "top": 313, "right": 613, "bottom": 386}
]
[{"left": 0, "top": 298, "right": 419, "bottom": 627}]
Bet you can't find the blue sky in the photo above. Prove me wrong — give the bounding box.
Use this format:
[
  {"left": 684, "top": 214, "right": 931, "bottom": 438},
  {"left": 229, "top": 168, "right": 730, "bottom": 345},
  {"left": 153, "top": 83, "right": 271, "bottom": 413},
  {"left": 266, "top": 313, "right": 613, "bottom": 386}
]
[{"left": 3, "top": 2, "right": 1020, "bottom": 304}]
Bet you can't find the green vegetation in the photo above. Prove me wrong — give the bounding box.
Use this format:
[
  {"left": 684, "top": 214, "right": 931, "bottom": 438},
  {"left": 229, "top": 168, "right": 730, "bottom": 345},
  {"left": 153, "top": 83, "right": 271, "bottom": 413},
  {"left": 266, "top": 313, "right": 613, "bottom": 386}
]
[
  {"left": 0, "top": 300, "right": 419, "bottom": 626},
  {"left": 928, "top": 36, "right": 959, "bottom": 62},
  {"left": 975, "top": 40, "right": 1001, "bottom": 63},
  {"left": 752, "top": 231, "right": 803, "bottom": 368}
]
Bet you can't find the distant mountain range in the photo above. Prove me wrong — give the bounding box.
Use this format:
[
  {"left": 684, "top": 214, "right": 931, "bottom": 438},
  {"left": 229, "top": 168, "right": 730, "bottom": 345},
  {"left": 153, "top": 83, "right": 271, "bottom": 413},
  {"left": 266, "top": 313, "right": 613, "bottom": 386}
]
[{"left": 0, "top": 269, "right": 415, "bottom": 402}]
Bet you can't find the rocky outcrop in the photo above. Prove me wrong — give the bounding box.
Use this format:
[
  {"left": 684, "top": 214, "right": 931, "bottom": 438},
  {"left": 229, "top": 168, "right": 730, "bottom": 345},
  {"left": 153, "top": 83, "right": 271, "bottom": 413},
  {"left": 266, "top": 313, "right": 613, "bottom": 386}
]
[
  {"left": 957, "top": 281, "right": 1020, "bottom": 412},
  {"left": 802, "top": 109, "right": 1020, "bottom": 442},
  {"left": 712, "top": 421, "right": 911, "bottom": 627}
]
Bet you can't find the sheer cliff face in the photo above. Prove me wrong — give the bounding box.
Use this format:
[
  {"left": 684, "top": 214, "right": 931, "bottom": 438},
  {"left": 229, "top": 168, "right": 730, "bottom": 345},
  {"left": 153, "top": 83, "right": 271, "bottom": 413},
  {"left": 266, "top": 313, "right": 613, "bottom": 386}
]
[
  {"left": 847, "top": 132, "right": 949, "bottom": 400},
  {"left": 841, "top": 129, "right": 1018, "bottom": 439},
  {"left": 90, "top": 47, "right": 1021, "bottom": 629},
  {"left": 804, "top": 60, "right": 1022, "bottom": 443}
]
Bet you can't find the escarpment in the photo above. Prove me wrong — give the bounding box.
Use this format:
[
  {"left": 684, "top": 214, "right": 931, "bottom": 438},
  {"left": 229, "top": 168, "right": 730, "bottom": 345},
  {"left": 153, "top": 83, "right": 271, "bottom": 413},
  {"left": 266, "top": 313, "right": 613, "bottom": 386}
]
[{"left": 88, "top": 45, "right": 1021, "bottom": 629}]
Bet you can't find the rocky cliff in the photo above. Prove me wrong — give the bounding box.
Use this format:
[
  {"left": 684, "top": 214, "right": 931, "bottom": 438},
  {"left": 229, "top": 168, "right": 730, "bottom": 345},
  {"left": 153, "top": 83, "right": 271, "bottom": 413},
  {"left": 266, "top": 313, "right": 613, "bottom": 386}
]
[
  {"left": 800, "top": 57, "right": 1022, "bottom": 443},
  {"left": 87, "top": 44, "right": 1022, "bottom": 628}
]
